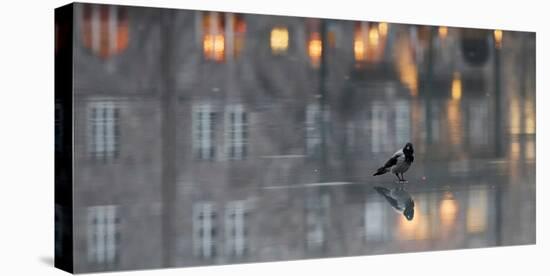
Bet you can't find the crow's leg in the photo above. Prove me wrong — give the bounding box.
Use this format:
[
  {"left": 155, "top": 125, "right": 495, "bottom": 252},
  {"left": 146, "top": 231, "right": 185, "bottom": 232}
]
[
  {"left": 400, "top": 173, "right": 407, "bottom": 182},
  {"left": 394, "top": 173, "right": 401, "bottom": 182}
]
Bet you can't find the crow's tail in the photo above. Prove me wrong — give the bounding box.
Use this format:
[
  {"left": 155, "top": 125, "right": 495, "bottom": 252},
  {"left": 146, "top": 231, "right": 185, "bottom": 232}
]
[{"left": 373, "top": 167, "right": 387, "bottom": 176}]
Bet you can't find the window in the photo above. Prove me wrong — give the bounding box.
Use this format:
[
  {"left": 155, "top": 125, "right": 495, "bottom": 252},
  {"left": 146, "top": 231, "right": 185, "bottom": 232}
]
[
  {"left": 193, "top": 202, "right": 217, "bottom": 258},
  {"left": 305, "top": 193, "right": 330, "bottom": 250},
  {"left": 305, "top": 103, "right": 322, "bottom": 156},
  {"left": 202, "top": 12, "right": 225, "bottom": 62},
  {"left": 394, "top": 100, "right": 411, "bottom": 147},
  {"left": 201, "top": 12, "right": 246, "bottom": 62},
  {"left": 270, "top": 27, "right": 289, "bottom": 55},
  {"left": 396, "top": 193, "right": 429, "bottom": 240},
  {"left": 225, "top": 105, "right": 248, "bottom": 160},
  {"left": 364, "top": 198, "right": 388, "bottom": 241},
  {"left": 467, "top": 188, "right": 488, "bottom": 234},
  {"left": 192, "top": 104, "right": 216, "bottom": 160},
  {"left": 87, "top": 205, "right": 120, "bottom": 265},
  {"left": 87, "top": 101, "right": 120, "bottom": 161},
  {"left": 371, "top": 103, "right": 389, "bottom": 153},
  {"left": 225, "top": 200, "right": 249, "bottom": 257},
  {"left": 80, "top": 4, "right": 129, "bottom": 59},
  {"left": 430, "top": 103, "right": 441, "bottom": 142},
  {"left": 307, "top": 32, "right": 322, "bottom": 68},
  {"left": 468, "top": 100, "right": 489, "bottom": 146}
]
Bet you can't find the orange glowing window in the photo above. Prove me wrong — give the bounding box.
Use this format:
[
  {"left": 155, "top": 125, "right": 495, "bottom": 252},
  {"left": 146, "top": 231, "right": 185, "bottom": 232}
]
[
  {"left": 202, "top": 12, "right": 225, "bottom": 62},
  {"left": 368, "top": 26, "right": 380, "bottom": 47},
  {"left": 81, "top": 4, "right": 129, "bottom": 59},
  {"left": 494, "top": 29, "right": 503, "bottom": 49},
  {"left": 439, "top": 193, "right": 458, "bottom": 228},
  {"left": 378, "top": 22, "right": 388, "bottom": 37},
  {"left": 447, "top": 98, "right": 463, "bottom": 146},
  {"left": 203, "top": 34, "right": 225, "bottom": 61},
  {"left": 451, "top": 72, "right": 462, "bottom": 100},
  {"left": 233, "top": 14, "right": 247, "bottom": 58},
  {"left": 353, "top": 22, "right": 385, "bottom": 65},
  {"left": 398, "top": 194, "right": 429, "bottom": 240},
  {"left": 202, "top": 13, "right": 246, "bottom": 62},
  {"left": 308, "top": 32, "right": 322, "bottom": 68},
  {"left": 327, "top": 31, "right": 336, "bottom": 48},
  {"left": 270, "top": 27, "right": 289, "bottom": 54},
  {"left": 395, "top": 34, "right": 418, "bottom": 96},
  {"left": 467, "top": 189, "right": 488, "bottom": 233},
  {"left": 438, "top": 26, "right": 448, "bottom": 40},
  {"left": 354, "top": 37, "right": 365, "bottom": 61}
]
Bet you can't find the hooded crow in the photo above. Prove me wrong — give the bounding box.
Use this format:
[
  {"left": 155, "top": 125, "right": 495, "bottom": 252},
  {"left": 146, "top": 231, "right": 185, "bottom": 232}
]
[
  {"left": 373, "top": 185, "right": 415, "bottom": 220},
  {"left": 373, "top": 142, "right": 414, "bottom": 182}
]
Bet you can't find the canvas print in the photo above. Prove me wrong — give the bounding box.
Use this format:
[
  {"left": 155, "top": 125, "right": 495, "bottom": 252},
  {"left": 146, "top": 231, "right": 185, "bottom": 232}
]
[{"left": 55, "top": 2, "right": 536, "bottom": 273}]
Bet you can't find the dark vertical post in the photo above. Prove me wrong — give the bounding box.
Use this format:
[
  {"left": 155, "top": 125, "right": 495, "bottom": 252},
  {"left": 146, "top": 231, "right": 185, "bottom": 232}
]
[
  {"left": 493, "top": 31, "right": 503, "bottom": 246},
  {"left": 315, "top": 19, "right": 330, "bottom": 253},
  {"left": 425, "top": 26, "right": 436, "bottom": 146},
  {"left": 319, "top": 19, "right": 329, "bottom": 182},
  {"left": 493, "top": 36, "right": 503, "bottom": 157},
  {"left": 160, "top": 9, "right": 177, "bottom": 267}
]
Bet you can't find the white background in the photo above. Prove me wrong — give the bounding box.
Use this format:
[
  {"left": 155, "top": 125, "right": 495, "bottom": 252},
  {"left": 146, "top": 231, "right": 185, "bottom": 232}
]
[{"left": 0, "top": 0, "right": 546, "bottom": 275}]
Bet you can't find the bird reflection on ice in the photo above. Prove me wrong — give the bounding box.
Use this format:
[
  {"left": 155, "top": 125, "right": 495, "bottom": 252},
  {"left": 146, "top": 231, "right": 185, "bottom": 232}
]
[{"left": 373, "top": 185, "right": 415, "bottom": 221}]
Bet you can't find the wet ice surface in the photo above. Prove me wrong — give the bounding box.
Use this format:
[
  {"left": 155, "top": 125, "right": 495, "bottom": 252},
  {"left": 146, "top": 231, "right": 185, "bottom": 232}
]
[
  {"left": 257, "top": 157, "right": 535, "bottom": 258},
  {"left": 66, "top": 5, "right": 536, "bottom": 272},
  {"left": 230, "top": 145, "right": 536, "bottom": 260}
]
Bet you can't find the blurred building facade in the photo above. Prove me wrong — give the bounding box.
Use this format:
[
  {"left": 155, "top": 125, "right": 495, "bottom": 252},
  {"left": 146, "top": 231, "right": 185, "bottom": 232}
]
[{"left": 60, "top": 3, "right": 535, "bottom": 273}]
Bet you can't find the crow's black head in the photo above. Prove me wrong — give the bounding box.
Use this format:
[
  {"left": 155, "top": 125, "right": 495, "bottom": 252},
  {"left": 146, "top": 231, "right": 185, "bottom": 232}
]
[{"left": 403, "top": 142, "right": 414, "bottom": 155}]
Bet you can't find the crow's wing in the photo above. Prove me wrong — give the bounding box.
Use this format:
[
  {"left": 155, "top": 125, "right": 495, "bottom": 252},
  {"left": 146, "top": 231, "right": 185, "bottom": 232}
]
[{"left": 382, "top": 152, "right": 401, "bottom": 169}]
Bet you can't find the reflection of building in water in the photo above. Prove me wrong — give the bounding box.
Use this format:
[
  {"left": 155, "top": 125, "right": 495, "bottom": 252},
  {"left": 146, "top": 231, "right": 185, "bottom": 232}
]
[
  {"left": 439, "top": 192, "right": 459, "bottom": 232},
  {"left": 364, "top": 195, "right": 390, "bottom": 242},
  {"left": 466, "top": 188, "right": 488, "bottom": 234},
  {"left": 397, "top": 193, "right": 429, "bottom": 240},
  {"left": 64, "top": 3, "right": 535, "bottom": 273},
  {"left": 305, "top": 193, "right": 330, "bottom": 251}
]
